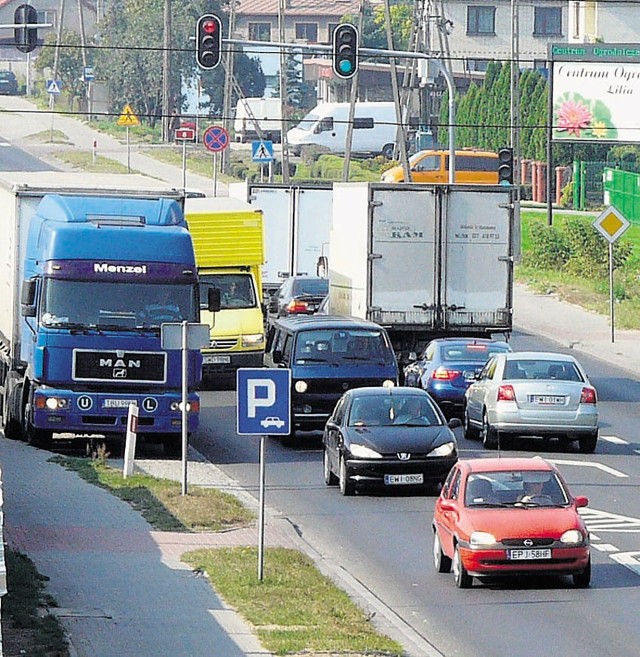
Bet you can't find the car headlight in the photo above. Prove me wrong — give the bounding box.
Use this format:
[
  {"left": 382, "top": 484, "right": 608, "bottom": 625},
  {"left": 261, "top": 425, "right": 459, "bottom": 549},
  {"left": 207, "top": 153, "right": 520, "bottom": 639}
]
[
  {"left": 349, "top": 444, "right": 383, "bottom": 459},
  {"left": 382, "top": 379, "right": 395, "bottom": 388},
  {"left": 560, "top": 529, "right": 584, "bottom": 545},
  {"left": 295, "top": 380, "right": 308, "bottom": 393},
  {"left": 428, "top": 442, "right": 456, "bottom": 457},
  {"left": 242, "top": 333, "right": 264, "bottom": 347},
  {"left": 470, "top": 531, "right": 497, "bottom": 547}
]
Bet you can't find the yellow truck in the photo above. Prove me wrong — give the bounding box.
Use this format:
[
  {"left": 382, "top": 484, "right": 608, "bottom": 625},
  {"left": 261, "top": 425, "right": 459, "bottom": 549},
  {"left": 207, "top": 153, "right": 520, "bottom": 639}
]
[{"left": 185, "top": 197, "right": 265, "bottom": 382}]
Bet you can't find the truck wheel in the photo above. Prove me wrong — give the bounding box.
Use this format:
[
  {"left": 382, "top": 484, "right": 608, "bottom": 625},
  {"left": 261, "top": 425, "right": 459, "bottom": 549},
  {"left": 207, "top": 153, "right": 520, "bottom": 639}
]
[
  {"left": 2, "top": 384, "right": 22, "bottom": 440},
  {"left": 22, "top": 401, "right": 52, "bottom": 449}
]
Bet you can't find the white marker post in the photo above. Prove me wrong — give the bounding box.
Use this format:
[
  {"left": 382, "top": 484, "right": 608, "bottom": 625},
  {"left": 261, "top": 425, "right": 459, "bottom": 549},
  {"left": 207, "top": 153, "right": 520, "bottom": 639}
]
[{"left": 123, "top": 403, "right": 139, "bottom": 478}]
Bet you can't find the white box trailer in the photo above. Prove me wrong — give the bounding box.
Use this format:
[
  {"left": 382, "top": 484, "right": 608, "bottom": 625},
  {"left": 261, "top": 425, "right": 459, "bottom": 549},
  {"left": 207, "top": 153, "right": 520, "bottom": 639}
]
[
  {"left": 228, "top": 181, "right": 333, "bottom": 296},
  {"left": 328, "top": 182, "right": 514, "bottom": 361}
]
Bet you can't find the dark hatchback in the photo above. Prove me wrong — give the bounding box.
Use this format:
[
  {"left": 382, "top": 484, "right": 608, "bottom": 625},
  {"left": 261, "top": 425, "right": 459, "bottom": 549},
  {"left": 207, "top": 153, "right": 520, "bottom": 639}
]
[
  {"left": 323, "top": 386, "right": 460, "bottom": 496},
  {"left": 404, "top": 338, "right": 511, "bottom": 414},
  {"left": 268, "top": 276, "right": 329, "bottom": 318},
  {"left": 0, "top": 71, "right": 18, "bottom": 95},
  {"left": 264, "top": 315, "right": 399, "bottom": 439}
]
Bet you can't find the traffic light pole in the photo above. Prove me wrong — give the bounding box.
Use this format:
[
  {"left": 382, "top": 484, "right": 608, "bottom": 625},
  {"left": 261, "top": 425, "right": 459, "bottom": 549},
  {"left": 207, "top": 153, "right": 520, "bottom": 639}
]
[{"left": 226, "top": 38, "right": 456, "bottom": 178}]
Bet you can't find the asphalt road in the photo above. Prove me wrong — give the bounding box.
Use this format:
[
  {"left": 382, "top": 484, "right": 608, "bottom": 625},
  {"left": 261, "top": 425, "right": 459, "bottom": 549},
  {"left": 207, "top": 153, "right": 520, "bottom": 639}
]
[
  {"left": 0, "top": 138, "right": 58, "bottom": 171},
  {"left": 192, "top": 328, "right": 640, "bottom": 657}
]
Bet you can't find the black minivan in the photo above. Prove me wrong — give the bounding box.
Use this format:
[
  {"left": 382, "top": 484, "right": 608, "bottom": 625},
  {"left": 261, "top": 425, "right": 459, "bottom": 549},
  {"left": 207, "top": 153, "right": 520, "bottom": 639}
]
[{"left": 264, "top": 315, "right": 399, "bottom": 439}]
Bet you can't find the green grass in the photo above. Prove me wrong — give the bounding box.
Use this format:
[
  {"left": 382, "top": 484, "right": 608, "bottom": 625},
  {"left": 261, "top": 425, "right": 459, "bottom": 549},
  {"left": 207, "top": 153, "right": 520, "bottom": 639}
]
[
  {"left": 51, "top": 456, "right": 254, "bottom": 531},
  {"left": 3, "top": 549, "right": 69, "bottom": 657},
  {"left": 183, "top": 547, "right": 404, "bottom": 656}
]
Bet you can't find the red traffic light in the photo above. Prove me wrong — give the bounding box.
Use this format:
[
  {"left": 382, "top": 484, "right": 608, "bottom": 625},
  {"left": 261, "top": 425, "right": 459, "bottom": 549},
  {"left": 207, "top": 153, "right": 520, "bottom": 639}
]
[{"left": 196, "top": 14, "right": 222, "bottom": 70}]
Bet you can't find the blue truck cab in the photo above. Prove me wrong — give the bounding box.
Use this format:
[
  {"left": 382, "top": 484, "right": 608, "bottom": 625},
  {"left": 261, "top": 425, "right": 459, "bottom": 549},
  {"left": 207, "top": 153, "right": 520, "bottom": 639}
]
[
  {"left": 0, "top": 176, "right": 204, "bottom": 456},
  {"left": 264, "top": 315, "right": 399, "bottom": 439}
]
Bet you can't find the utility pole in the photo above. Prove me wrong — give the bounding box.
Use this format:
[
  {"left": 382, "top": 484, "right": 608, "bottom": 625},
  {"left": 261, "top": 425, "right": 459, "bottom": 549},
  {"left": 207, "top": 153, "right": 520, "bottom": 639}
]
[
  {"left": 221, "top": 0, "right": 236, "bottom": 173},
  {"left": 278, "top": 0, "right": 290, "bottom": 183},
  {"left": 162, "top": 0, "right": 171, "bottom": 142},
  {"left": 511, "top": 0, "right": 521, "bottom": 239}
]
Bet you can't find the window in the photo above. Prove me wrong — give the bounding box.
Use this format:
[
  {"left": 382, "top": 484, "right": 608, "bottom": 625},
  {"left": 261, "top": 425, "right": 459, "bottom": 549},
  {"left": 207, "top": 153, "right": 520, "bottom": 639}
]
[
  {"left": 248, "top": 22, "right": 271, "bottom": 41},
  {"left": 466, "top": 59, "right": 490, "bottom": 72},
  {"left": 456, "top": 156, "right": 499, "bottom": 172},
  {"left": 414, "top": 155, "right": 440, "bottom": 172},
  {"left": 295, "top": 22, "right": 318, "bottom": 42},
  {"left": 37, "top": 9, "right": 56, "bottom": 29},
  {"left": 467, "top": 6, "right": 495, "bottom": 35},
  {"left": 353, "top": 117, "right": 374, "bottom": 130},
  {"left": 327, "top": 23, "right": 339, "bottom": 43},
  {"left": 534, "top": 7, "right": 562, "bottom": 36}
]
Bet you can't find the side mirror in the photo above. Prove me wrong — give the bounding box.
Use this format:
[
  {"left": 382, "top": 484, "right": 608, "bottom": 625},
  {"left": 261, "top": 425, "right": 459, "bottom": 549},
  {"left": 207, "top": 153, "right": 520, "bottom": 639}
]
[
  {"left": 208, "top": 287, "right": 221, "bottom": 313},
  {"left": 574, "top": 495, "right": 589, "bottom": 509},
  {"left": 272, "top": 349, "right": 283, "bottom": 364},
  {"left": 21, "top": 279, "right": 37, "bottom": 317}
]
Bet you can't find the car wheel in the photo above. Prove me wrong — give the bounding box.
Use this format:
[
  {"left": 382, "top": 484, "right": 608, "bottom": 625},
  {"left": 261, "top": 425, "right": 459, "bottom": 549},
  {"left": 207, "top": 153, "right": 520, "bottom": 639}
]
[
  {"left": 381, "top": 143, "right": 395, "bottom": 159},
  {"left": 323, "top": 447, "right": 338, "bottom": 486},
  {"left": 464, "top": 405, "right": 480, "bottom": 440},
  {"left": 481, "top": 411, "right": 498, "bottom": 450},
  {"left": 578, "top": 432, "right": 598, "bottom": 454},
  {"left": 573, "top": 556, "right": 591, "bottom": 588},
  {"left": 339, "top": 455, "right": 355, "bottom": 496},
  {"left": 452, "top": 545, "right": 472, "bottom": 588},
  {"left": 433, "top": 529, "right": 452, "bottom": 574}
]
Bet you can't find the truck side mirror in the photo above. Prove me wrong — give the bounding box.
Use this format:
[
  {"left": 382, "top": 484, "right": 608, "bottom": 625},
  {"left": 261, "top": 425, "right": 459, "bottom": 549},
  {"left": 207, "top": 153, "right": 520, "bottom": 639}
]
[
  {"left": 21, "top": 279, "right": 37, "bottom": 317},
  {"left": 272, "top": 349, "right": 283, "bottom": 364},
  {"left": 208, "top": 287, "right": 221, "bottom": 313}
]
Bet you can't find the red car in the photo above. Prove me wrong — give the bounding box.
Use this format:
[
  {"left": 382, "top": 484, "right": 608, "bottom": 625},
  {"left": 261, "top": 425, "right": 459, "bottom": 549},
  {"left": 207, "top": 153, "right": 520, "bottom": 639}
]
[{"left": 432, "top": 457, "right": 591, "bottom": 588}]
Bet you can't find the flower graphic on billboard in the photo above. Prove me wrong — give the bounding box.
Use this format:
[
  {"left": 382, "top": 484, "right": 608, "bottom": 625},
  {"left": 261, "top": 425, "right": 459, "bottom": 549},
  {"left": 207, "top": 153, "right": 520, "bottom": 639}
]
[{"left": 553, "top": 92, "right": 618, "bottom": 141}]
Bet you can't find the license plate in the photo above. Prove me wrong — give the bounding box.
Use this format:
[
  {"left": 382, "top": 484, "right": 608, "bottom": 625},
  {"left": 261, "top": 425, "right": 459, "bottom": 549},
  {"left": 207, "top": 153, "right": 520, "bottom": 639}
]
[
  {"left": 103, "top": 399, "right": 135, "bottom": 408},
  {"left": 203, "top": 355, "right": 231, "bottom": 364},
  {"left": 530, "top": 395, "right": 565, "bottom": 405},
  {"left": 507, "top": 548, "right": 552, "bottom": 560},
  {"left": 384, "top": 473, "right": 424, "bottom": 485}
]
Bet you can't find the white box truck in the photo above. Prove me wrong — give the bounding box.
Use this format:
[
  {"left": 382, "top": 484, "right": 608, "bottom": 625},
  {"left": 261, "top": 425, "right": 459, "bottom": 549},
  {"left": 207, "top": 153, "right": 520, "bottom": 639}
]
[
  {"left": 328, "top": 182, "right": 514, "bottom": 364},
  {"left": 234, "top": 97, "right": 283, "bottom": 143},
  {"left": 287, "top": 102, "right": 399, "bottom": 158},
  {"left": 229, "top": 181, "right": 333, "bottom": 298}
]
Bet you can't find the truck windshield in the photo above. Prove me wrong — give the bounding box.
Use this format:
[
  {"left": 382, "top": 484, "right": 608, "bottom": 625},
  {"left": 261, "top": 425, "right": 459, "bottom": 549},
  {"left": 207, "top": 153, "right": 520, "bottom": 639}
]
[
  {"left": 40, "top": 279, "right": 198, "bottom": 329},
  {"left": 294, "top": 328, "right": 395, "bottom": 365},
  {"left": 199, "top": 274, "right": 257, "bottom": 310}
]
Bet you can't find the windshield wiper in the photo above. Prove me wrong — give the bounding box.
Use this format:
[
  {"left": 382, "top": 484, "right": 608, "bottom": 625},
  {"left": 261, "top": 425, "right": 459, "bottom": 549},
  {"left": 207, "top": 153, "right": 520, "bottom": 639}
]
[{"left": 296, "top": 356, "right": 328, "bottom": 362}]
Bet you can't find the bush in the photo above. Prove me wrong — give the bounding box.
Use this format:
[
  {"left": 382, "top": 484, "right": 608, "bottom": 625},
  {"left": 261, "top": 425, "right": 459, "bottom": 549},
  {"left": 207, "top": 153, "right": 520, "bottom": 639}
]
[{"left": 523, "top": 222, "right": 571, "bottom": 269}]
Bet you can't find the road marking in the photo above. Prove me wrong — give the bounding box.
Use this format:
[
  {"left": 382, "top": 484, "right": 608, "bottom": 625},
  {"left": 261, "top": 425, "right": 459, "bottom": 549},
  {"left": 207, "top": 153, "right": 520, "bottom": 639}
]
[
  {"left": 580, "top": 507, "right": 640, "bottom": 532},
  {"left": 592, "top": 543, "right": 619, "bottom": 552},
  {"left": 549, "top": 458, "right": 628, "bottom": 478},
  {"left": 634, "top": 450, "right": 640, "bottom": 456},
  {"left": 600, "top": 435, "right": 629, "bottom": 445},
  {"left": 610, "top": 552, "right": 640, "bottom": 577}
]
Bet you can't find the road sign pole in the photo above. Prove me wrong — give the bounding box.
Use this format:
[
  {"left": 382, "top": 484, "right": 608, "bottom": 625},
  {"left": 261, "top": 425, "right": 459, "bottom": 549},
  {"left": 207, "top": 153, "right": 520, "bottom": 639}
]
[
  {"left": 181, "top": 320, "right": 189, "bottom": 495},
  {"left": 212, "top": 152, "right": 218, "bottom": 197},
  {"left": 126, "top": 127, "right": 131, "bottom": 173},
  {"left": 609, "top": 242, "right": 615, "bottom": 344},
  {"left": 258, "top": 434, "right": 266, "bottom": 581},
  {"left": 182, "top": 139, "right": 187, "bottom": 190},
  {"left": 49, "top": 93, "right": 55, "bottom": 142}
]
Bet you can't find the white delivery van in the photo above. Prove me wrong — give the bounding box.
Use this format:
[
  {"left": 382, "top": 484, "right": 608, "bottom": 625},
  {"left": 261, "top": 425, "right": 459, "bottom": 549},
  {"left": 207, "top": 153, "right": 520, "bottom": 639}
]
[
  {"left": 234, "top": 97, "right": 283, "bottom": 143},
  {"left": 287, "top": 102, "right": 398, "bottom": 158}
]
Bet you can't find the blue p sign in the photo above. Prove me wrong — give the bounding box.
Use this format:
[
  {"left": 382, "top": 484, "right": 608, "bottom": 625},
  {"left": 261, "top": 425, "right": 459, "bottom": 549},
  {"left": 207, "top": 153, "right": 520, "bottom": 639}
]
[{"left": 237, "top": 368, "right": 291, "bottom": 435}]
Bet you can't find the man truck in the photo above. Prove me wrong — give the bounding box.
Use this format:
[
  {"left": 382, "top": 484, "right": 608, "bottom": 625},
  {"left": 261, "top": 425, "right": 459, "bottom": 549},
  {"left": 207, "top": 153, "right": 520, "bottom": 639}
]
[
  {"left": 0, "top": 172, "right": 205, "bottom": 456},
  {"left": 185, "top": 196, "right": 265, "bottom": 383}
]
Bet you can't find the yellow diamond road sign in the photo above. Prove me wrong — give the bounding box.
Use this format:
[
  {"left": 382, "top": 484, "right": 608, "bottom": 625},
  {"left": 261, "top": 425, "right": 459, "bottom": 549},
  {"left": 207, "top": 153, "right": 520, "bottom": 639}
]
[
  {"left": 117, "top": 104, "right": 140, "bottom": 127},
  {"left": 593, "top": 205, "right": 630, "bottom": 243}
]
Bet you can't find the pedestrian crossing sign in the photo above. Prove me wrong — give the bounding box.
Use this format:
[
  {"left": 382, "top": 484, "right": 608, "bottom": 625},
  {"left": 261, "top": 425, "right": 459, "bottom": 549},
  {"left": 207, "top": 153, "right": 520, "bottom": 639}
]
[
  {"left": 117, "top": 104, "right": 140, "bottom": 127},
  {"left": 252, "top": 140, "right": 274, "bottom": 162}
]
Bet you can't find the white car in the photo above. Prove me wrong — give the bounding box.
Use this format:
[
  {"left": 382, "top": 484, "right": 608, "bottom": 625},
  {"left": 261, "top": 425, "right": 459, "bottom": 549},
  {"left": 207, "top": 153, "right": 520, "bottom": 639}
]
[
  {"left": 464, "top": 351, "right": 599, "bottom": 453},
  {"left": 260, "top": 416, "right": 285, "bottom": 429}
]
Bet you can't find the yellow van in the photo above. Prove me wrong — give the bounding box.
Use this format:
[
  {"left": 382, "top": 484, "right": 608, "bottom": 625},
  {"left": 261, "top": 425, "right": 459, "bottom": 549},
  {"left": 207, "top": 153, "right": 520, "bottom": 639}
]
[{"left": 381, "top": 149, "right": 499, "bottom": 184}]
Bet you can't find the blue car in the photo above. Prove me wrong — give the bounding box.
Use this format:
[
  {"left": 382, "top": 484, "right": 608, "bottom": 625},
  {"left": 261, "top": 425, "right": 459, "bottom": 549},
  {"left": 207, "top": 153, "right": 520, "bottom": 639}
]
[{"left": 404, "top": 338, "right": 512, "bottom": 414}]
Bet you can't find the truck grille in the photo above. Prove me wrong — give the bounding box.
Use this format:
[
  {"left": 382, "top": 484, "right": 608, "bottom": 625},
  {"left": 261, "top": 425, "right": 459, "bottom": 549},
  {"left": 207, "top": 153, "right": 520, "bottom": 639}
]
[
  {"left": 209, "top": 338, "right": 237, "bottom": 349},
  {"left": 73, "top": 349, "right": 166, "bottom": 383}
]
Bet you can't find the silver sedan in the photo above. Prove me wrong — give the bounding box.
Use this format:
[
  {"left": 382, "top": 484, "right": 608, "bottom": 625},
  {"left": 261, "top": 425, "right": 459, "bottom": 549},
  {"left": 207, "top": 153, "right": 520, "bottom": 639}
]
[{"left": 464, "top": 351, "right": 599, "bottom": 452}]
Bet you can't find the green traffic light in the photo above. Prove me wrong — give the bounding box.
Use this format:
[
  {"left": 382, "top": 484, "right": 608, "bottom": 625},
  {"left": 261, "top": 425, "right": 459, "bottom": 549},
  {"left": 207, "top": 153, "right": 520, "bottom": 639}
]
[{"left": 339, "top": 60, "right": 354, "bottom": 74}]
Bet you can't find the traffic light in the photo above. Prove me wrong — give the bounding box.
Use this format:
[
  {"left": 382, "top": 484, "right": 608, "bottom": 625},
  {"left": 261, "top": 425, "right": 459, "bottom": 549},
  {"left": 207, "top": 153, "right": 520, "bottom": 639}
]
[
  {"left": 14, "top": 4, "right": 38, "bottom": 54},
  {"left": 196, "top": 14, "right": 222, "bottom": 70},
  {"left": 498, "top": 146, "right": 514, "bottom": 185},
  {"left": 332, "top": 24, "right": 359, "bottom": 79}
]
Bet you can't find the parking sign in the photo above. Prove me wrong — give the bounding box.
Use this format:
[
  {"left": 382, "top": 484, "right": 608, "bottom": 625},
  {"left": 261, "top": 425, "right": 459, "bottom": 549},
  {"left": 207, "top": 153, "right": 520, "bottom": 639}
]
[{"left": 237, "top": 368, "right": 291, "bottom": 435}]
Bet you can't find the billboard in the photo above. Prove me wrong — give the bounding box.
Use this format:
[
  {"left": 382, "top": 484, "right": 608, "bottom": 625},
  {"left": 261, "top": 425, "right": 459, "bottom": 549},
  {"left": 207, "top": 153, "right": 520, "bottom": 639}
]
[{"left": 550, "top": 44, "right": 640, "bottom": 143}]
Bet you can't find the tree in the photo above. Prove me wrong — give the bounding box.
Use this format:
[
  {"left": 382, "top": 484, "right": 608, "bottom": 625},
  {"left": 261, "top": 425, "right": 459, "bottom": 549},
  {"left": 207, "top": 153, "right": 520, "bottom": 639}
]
[{"left": 35, "top": 31, "right": 88, "bottom": 111}]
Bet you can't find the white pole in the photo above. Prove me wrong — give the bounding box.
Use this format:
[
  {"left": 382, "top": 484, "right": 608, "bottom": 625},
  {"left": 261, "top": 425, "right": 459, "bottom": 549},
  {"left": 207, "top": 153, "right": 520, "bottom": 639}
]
[
  {"left": 182, "top": 139, "right": 187, "bottom": 191},
  {"left": 123, "top": 403, "right": 138, "bottom": 478},
  {"left": 258, "top": 434, "right": 266, "bottom": 580},
  {"left": 609, "top": 242, "right": 615, "bottom": 343},
  {"left": 213, "top": 152, "right": 218, "bottom": 197},
  {"left": 126, "top": 126, "right": 131, "bottom": 173},
  {"left": 181, "top": 320, "right": 189, "bottom": 495}
]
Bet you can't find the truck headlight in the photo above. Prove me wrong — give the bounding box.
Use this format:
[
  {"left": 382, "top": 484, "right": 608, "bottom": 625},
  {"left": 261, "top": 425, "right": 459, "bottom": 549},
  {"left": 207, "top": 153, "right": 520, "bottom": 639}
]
[
  {"left": 295, "top": 380, "right": 308, "bottom": 393},
  {"left": 242, "top": 333, "right": 264, "bottom": 347},
  {"left": 40, "top": 397, "right": 69, "bottom": 410}
]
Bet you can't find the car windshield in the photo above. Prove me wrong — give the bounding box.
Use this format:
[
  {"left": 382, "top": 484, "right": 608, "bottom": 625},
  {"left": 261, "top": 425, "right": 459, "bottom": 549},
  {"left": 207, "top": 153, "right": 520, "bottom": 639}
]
[
  {"left": 294, "top": 328, "right": 394, "bottom": 365},
  {"left": 465, "top": 471, "right": 569, "bottom": 507},
  {"left": 441, "top": 343, "right": 510, "bottom": 362},
  {"left": 503, "top": 359, "right": 583, "bottom": 382},
  {"left": 348, "top": 394, "right": 442, "bottom": 427},
  {"left": 292, "top": 278, "right": 329, "bottom": 296}
]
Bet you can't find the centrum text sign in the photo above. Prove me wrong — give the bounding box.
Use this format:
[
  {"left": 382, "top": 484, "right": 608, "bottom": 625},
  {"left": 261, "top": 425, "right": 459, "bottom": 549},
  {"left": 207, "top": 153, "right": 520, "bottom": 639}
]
[{"left": 550, "top": 43, "right": 640, "bottom": 62}]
